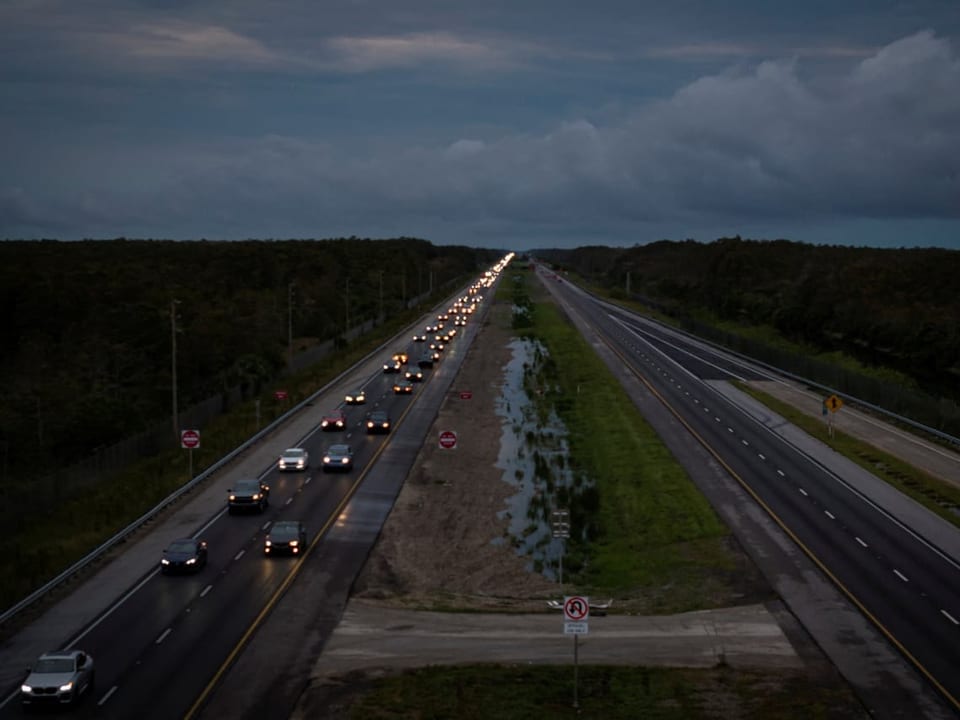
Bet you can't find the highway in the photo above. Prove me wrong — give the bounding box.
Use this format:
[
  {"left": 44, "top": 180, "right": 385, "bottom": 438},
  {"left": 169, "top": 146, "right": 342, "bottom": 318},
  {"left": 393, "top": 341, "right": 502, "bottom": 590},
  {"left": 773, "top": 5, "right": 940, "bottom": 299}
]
[
  {"left": 544, "top": 271, "right": 960, "bottom": 714},
  {"left": 0, "top": 265, "right": 505, "bottom": 720}
]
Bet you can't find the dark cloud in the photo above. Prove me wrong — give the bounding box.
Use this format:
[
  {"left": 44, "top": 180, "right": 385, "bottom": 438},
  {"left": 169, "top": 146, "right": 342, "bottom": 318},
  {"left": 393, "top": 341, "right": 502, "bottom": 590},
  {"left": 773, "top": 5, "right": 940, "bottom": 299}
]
[{"left": 1, "top": 1, "right": 959, "bottom": 247}]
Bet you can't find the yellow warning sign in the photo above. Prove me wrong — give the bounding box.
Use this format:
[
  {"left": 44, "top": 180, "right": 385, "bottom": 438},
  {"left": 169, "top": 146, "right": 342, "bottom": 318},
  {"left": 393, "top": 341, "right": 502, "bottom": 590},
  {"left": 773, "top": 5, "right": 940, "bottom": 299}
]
[{"left": 825, "top": 394, "right": 844, "bottom": 413}]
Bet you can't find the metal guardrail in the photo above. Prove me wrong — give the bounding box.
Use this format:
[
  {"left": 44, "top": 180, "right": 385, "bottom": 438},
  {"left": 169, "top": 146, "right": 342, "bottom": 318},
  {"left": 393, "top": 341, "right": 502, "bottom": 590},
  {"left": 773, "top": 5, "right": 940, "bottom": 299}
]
[
  {"left": 589, "top": 288, "right": 960, "bottom": 450},
  {"left": 0, "top": 291, "right": 469, "bottom": 628}
]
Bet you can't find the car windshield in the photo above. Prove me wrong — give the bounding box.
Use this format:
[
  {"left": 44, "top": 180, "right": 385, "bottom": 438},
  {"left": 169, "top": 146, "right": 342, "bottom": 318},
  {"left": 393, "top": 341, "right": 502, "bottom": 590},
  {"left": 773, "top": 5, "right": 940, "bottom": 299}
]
[
  {"left": 33, "top": 658, "right": 74, "bottom": 673},
  {"left": 371, "top": 412, "right": 388, "bottom": 421},
  {"left": 270, "top": 523, "right": 300, "bottom": 540},
  {"left": 283, "top": 449, "right": 304, "bottom": 458},
  {"left": 168, "top": 540, "right": 196, "bottom": 553},
  {"left": 234, "top": 480, "right": 260, "bottom": 492},
  {"left": 328, "top": 444, "right": 350, "bottom": 455}
]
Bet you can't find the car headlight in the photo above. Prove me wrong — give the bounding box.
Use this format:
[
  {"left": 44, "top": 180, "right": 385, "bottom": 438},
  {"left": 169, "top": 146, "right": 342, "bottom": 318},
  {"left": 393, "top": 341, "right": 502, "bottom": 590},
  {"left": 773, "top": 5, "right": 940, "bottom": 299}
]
[
  {"left": 367, "top": 421, "right": 374, "bottom": 428},
  {"left": 341, "top": 457, "right": 350, "bottom": 464},
  {"left": 297, "top": 460, "right": 305, "bottom": 467},
  {"left": 323, "top": 456, "right": 331, "bottom": 463},
  {"left": 161, "top": 558, "right": 170, "bottom": 565},
  {"left": 252, "top": 493, "right": 261, "bottom": 500},
  {"left": 59, "top": 681, "right": 73, "bottom": 692},
  {"left": 337, "top": 421, "right": 344, "bottom": 427},
  {"left": 21, "top": 684, "right": 32, "bottom": 693},
  {"left": 289, "top": 540, "right": 299, "bottom": 547},
  {"left": 265, "top": 540, "right": 272, "bottom": 547}
]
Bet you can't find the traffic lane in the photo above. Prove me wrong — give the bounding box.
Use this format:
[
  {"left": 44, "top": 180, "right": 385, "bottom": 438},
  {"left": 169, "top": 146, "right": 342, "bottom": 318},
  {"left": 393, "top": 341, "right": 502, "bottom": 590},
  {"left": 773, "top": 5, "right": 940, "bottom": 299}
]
[
  {"left": 538, "top": 271, "right": 959, "bottom": 717},
  {"left": 643, "top": 351, "right": 960, "bottom": 707},
  {"left": 193, "top": 291, "right": 489, "bottom": 720},
  {"left": 92, "top": 464, "right": 362, "bottom": 720}
]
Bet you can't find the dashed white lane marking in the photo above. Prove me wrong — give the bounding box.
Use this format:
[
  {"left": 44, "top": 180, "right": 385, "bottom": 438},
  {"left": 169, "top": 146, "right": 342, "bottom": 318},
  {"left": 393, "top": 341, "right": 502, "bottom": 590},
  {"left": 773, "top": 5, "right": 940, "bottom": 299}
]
[
  {"left": 942, "top": 609, "right": 959, "bottom": 625},
  {"left": 894, "top": 569, "right": 909, "bottom": 583},
  {"left": 758, "top": 453, "right": 766, "bottom": 461},
  {"left": 742, "top": 439, "right": 749, "bottom": 446},
  {"left": 824, "top": 510, "right": 835, "bottom": 520},
  {"left": 856, "top": 537, "right": 868, "bottom": 548},
  {"left": 727, "top": 427, "right": 734, "bottom": 433},
  {"left": 798, "top": 488, "right": 808, "bottom": 496},
  {"left": 285, "top": 497, "right": 293, "bottom": 505},
  {"left": 200, "top": 585, "right": 212, "bottom": 598},
  {"left": 156, "top": 628, "right": 172, "bottom": 644},
  {"left": 234, "top": 549, "right": 245, "bottom": 561},
  {"left": 261, "top": 521, "right": 271, "bottom": 530},
  {"left": 98, "top": 686, "right": 118, "bottom": 706},
  {"left": 777, "top": 469, "right": 785, "bottom": 477}
]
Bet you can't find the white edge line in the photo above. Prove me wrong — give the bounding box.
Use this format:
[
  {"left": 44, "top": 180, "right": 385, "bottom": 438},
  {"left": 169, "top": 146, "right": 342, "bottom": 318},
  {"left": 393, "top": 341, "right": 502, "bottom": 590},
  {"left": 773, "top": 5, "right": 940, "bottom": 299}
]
[{"left": 97, "top": 685, "right": 119, "bottom": 706}]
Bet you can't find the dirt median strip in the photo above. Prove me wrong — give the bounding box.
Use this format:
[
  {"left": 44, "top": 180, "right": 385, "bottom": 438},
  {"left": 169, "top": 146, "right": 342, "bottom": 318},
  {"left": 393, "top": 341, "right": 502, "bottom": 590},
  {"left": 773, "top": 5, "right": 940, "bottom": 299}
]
[{"left": 309, "top": 599, "right": 801, "bottom": 677}]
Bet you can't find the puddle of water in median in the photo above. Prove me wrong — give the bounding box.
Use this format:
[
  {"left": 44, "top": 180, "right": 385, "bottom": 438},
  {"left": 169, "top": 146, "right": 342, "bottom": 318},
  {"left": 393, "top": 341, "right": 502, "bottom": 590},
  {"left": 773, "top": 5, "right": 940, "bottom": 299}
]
[{"left": 492, "top": 337, "right": 587, "bottom": 580}]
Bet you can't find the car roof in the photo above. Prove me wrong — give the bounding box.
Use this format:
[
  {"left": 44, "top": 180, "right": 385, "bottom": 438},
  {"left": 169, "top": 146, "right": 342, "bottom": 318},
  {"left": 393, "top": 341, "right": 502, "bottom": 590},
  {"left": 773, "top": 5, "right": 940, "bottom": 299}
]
[{"left": 272, "top": 520, "right": 302, "bottom": 530}]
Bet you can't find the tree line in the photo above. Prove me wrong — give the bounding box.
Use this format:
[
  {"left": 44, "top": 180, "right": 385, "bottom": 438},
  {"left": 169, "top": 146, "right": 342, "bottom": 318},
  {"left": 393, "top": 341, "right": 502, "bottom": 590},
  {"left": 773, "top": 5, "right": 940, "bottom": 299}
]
[
  {"left": 535, "top": 237, "right": 960, "bottom": 402},
  {"left": 0, "top": 238, "right": 500, "bottom": 478}
]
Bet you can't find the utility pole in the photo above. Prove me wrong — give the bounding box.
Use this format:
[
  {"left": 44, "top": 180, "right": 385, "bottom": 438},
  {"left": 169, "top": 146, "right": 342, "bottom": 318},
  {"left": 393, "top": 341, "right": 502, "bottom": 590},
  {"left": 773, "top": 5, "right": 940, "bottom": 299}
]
[
  {"left": 170, "top": 299, "right": 180, "bottom": 441},
  {"left": 378, "top": 270, "right": 384, "bottom": 323},
  {"left": 287, "top": 281, "right": 295, "bottom": 369},
  {"left": 344, "top": 277, "right": 351, "bottom": 337}
]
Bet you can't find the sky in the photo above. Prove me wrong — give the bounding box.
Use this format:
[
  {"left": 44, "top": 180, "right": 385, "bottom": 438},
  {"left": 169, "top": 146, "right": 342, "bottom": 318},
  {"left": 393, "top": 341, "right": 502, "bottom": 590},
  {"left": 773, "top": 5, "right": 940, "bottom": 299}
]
[{"left": 1, "top": 1, "right": 959, "bottom": 251}]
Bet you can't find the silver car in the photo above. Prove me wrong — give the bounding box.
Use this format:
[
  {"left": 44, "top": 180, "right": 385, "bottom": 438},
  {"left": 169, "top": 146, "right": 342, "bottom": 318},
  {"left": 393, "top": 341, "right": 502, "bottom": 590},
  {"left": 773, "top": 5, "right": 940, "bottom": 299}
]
[
  {"left": 20, "top": 650, "right": 95, "bottom": 707},
  {"left": 278, "top": 447, "right": 309, "bottom": 472}
]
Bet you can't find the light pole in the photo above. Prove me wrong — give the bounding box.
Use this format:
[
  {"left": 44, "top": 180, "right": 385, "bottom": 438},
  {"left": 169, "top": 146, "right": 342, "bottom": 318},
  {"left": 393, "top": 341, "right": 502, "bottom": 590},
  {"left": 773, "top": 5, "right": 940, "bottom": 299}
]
[{"left": 170, "top": 299, "right": 181, "bottom": 441}]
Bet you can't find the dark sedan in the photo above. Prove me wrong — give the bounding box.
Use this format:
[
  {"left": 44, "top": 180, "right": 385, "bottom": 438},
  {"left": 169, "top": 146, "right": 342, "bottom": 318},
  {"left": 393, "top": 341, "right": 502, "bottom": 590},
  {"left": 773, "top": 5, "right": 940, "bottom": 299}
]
[
  {"left": 264, "top": 520, "right": 308, "bottom": 556},
  {"left": 366, "top": 410, "right": 391, "bottom": 434},
  {"left": 161, "top": 538, "right": 208, "bottom": 574}
]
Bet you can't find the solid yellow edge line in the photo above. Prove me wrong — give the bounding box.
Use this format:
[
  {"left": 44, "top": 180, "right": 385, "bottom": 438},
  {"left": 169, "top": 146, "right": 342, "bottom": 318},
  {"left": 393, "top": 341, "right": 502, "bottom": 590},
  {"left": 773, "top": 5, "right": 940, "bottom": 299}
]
[
  {"left": 601, "top": 329, "right": 960, "bottom": 713},
  {"left": 183, "top": 396, "right": 419, "bottom": 720}
]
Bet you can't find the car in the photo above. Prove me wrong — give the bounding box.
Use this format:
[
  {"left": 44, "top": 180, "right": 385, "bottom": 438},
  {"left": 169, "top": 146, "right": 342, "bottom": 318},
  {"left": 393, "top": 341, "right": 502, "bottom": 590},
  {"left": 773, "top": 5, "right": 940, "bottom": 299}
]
[
  {"left": 320, "top": 409, "right": 347, "bottom": 431},
  {"left": 425, "top": 324, "right": 438, "bottom": 333},
  {"left": 382, "top": 359, "right": 402, "bottom": 373},
  {"left": 418, "top": 353, "right": 435, "bottom": 369},
  {"left": 278, "top": 447, "right": 309, "bottom": 472},
  {"left": 392, "top": 351, "right": 409, "bottom": 365},
  {"left": 405, "top": 367, "right": 424, "bottom": 382},
  {"left": 228, "top": 478, "right": 270, "bottom": 514},
  {"left": 322, "top": 443, "right": 354, "bottom": 471},
  {"left": 412, "top": 333, "right": 427, "bottom": 342},
  {"left": 20, "top": 650, "right": 95, "bottom": 707},
  {"left": 264, "top": 520, "right": 308, "bottom": 556},
  {"left": 393, "top": 378, "right": 414, "bottom": 394},
  {"left": 161, "top": 537, "right": 208, "bottom": 573},
  {"left": 366, "top": 410, "right": 391, "bottom": 434},
  {"left": 344, "top": 389, "right": 366, "bottom": 405},
  {"left": 429, "top": 341, "right": 444, "bottom": 352}
]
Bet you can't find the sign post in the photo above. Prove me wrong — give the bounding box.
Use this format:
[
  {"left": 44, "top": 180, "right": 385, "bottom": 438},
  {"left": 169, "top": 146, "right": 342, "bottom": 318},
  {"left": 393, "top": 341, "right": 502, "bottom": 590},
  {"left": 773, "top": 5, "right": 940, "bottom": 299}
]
[
  {"left": 563, "top": 595, "right": 589, "bottom": 709},
  {"left": 438, "top": 430, "right": 458, "bottom": 450},
  {"left": 180, "top": 429, "right": 200, "bottom": 479},
  {"left": 552, "top": 509, "right": 570, "bottom": 592},
  {"left": 824, "top": 394, "right": 844, "bottom": 438}
]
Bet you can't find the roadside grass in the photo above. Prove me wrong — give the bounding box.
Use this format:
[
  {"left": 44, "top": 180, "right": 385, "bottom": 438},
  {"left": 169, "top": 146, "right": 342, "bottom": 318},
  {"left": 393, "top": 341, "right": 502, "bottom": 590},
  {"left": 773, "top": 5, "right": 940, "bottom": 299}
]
[
  {"left": 344, "top": 664, "right": 864, "bottom": 719},
  {"left": 736, "top": 382, "right": 960, "bottom": 530},
  {"left": 0, "top": 298, "right": 451, "bottom": 613},
  {"left": 510, "top": 271, "right": 767, "bottom": 613}
]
